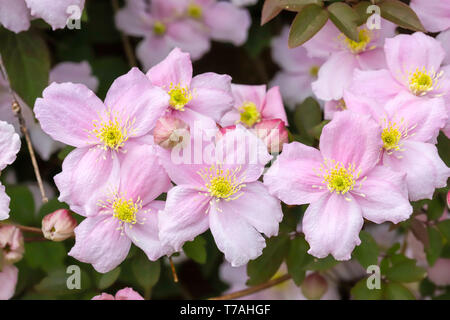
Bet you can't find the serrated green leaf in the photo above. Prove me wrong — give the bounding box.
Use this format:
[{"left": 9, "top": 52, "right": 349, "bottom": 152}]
[
  {"left": 286, "top": 236, "right": 312, "bottom": 286},
  {"left": 385, "top": 260, "right": 426, "bottom": 283},
  {"left": 353, "top": 231, "right": 379, "bottom": 269},
  {"left": 385, "top": 282, "right": 415, "bottom": 300},
  {"left": 327, "top": 2, "right": 359, "bottom": 41},
  {"left": 183, "top": 235, "right": 207, "bottom": 264},
  {"left": 247, "top": 235, "right": 290, "bottom": 286},
  {"left": 288, "top": 4, "right": 329, "bottom": 48},
  {"left": 0, "top": 29, "right": 50, "bottom": 108},
  {"left": 379, "top": 0, "right": 425, "bottom": 32}
]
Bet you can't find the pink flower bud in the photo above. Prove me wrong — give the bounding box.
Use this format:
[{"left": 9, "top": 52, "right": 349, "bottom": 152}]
[
  {"left": 0, "top": 225, "right": 24, "bottom": 264},
  {"left": 41, "top": 209, "right": 77, "bottom": 241},
  {"left": 447, "top": 190, "right": 450, "bottom": 209},
  {"left": 153, "top": 116, "right": 190, "bottom": 149},
  {"left": 301, "top": 272, "right": 328, "bottom": 300},
  {"left": 216, "top": 125, "right": 236, "bottom": 141},
  {"left": 92, "top": 287, "right": 144, "bottom": 300},
  {"left": 253, "top": 119, "right": 289, "bottom": 153}
]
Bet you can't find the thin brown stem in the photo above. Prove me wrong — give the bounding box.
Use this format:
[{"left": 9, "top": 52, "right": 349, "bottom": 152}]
[
  {"left": 209, "top": 274, "right": 292, "bottom": 300},
  {"left": 0, "top": 222, "right": 42, "bottom": 234},
  {"left": 0, "top": 56, "right": 48, "bottom": 204},
  {"left": 111, "top": 0, "right": 138, "bottom": 68},
  {"left": 169, "top": 257, "right": 179, "bottom": 283}
]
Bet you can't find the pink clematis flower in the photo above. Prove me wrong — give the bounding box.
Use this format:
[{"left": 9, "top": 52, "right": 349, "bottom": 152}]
[
  {"left": 35, "top": 67, "right": 169, "bottom": 217},
  {"left": 0, "top": 0, "right": 85, "bottom": 33},
  {"left": 0, "top": 264, "right": 18, "bottom": 300},
  {"left": 270, "top": 26, "right": 325, "bottom": 108},
  {"left": 264, "top": 111, "right": 412, "bottom": 260},
  {"left": 146, "top": 48, "right": 233, "bottom": 129},
  {"left": 115, "top": 0, "right": 250, "bottom": 70},
  {"left": 92, "top": 287, "right": 144, "bottom": 300},
  {"left": 220, "top": 84, "right": 288, "bottom": 128},
  {"left": 343, "top": 91, "right": 450, "bottom": 201},
  {"left": 0, "top": 225, "right": 24, "bottom": 300},
  {"left": 348, "top": 33, "right": 450, "bottom": 139},
  {"left": 158, "top": 126, "right": 283, "bottom": 266},
  {"left": 69, "top": 144, "right": 173, "bottom": 273},
  {"left": 0, "top": 121, "right": 21, "bottom": 221},
  {"left": 303, "top": 20, "right": 396, "bottom": 101},
  {"left": 410, "top": 0, "right": 450, "bottom": 33}
]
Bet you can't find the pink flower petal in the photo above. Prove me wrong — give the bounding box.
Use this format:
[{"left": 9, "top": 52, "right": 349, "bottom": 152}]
[
  {"left": 34, "top": 82, "right": 106, "bottom": 147},
  {"left": 146, "top": 48, "right": 193, "bottom": 88},
  {"left": 136, "top": 36, "right": 173, "bottom": 72},
  {"left": 69, "top": 214, "right": 131, "bottom": 273},
  {"left": 261, "top": 86, "right": 288, "bottom": 125},
  {"left": 25, "top": 0, "right": 85, "bottom": 30},
  {"left": 383, "top": 140, "right": 450, "bottom": 201},
  {"left": 0, "top": 0, "right": 30, "bottom": 33},
  {"left": 270, "top": 72, "right": 315, "bottom": 109},
  {"left": 303, "top": 193, "right": 363, "bottom": 261},
  {"left": 303, "top": 21, "right": 340, "bottom": 58},
  {"left": 204, "top": 2, "right": 250, "bottom": 45},
  {"left": 209, "top": 200, "right": 266, "bottom": 267},
  {"left": 125, "top": 201, "right": 174, "bottom": 261},
  {"left": 264, "top": 142, "right": 325, "bottom": 205},
  {"left": 158, "top": 185, "right": 211, "bottom": 251},
  {"left": 355, "top": 165, "right": 412, "bottom": 224},
  {"left": 0, "top": 121, "right": 20, "bottom": 171},
  {"left": 166, "top": 21, "right": 211, "bottom": 61},
  {"left": 428, "top": 258, "right": 450, "bottom": 286},
  {"left": 105, "top": 68, "right": 169, "bottom": 137},
  {"left": 115, "top": 287, "right": 145, "bottom": 300},
  {"left": 0, "top": 183, "right": 10, "bottom": 221},
  {"left": 49, "top": 61, "right": 98, "bottom": 92},
  {"left": 410, "top": 0, "right": 450, "bottom": 33},
  {"left": 320, "top": 111, "right": 382, "bottom": 176},
  {"left": 0, "top": 264, "right": 18, "bottom": 300},
  {"left": 114, "top": 0, "right": 152, "bottom": 37}
]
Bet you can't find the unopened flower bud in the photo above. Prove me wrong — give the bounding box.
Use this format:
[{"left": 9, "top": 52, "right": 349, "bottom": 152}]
[
  {"left": 42, "top": 209, "right": 77, "bottom": 241},
  {"left": 0, "top": 225, "right": 24, "bottom": 264},
  {"left": 216, "top": 125, "right": 236, "bottom": 140},
  {"left": 154, "top": 116, "right": 190, "bottom": 149},
  {"left": 253, "top": 119, "right": 289, "bottom": 153},
  {"left": 301, "top": 272, "right": 328, "bottom": 300}
]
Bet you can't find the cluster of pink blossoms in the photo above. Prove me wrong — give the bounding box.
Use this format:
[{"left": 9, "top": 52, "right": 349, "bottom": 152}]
[
  {"left": 35, "top": 48, "right": 288, "bottom": 271},
  {"left": 115, "top": 0, "right": 251, "bottom": 70}
]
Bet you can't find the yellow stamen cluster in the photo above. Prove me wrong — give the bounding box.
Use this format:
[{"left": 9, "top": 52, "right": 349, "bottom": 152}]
[
  {"left": 239, "top": 102, "right": 261, "bottom": 127},
  {"left": 408, "top": 67, "right": 443, "bottom": 96},
  {"left": 198, "top": 165, "right": 246, "bottom": 201},
  {"left": 168, "top": 83, "right": 193, "bottom": 111},
  {"left": 315, "top": 160, "right": 361, "bottom": 195},
  {"left": 187, "top": 4, "right": 203, "bottom": 19},
  {"left": 381, "top": 124, "right": 402, "bottom": 151},
  {"left": 309, "top": 65, "right": 319, "bottom": 78},
  {"left": 153, "top": 21, "right": 166, "bottom": 36},
  {"left": 98, "top": 191, "right": 144, "bottom": 226},
  {"left": 342, "top": 29, "right": 373, "bottom": 54},
  {"left": 89, "top": 110, "right": 135, "bottom": 152}
]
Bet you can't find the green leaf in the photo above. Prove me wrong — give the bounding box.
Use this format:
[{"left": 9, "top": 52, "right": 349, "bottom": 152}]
[
  {"left": 279, "top": 0, "right": 323, "bottom": 12},
  {"left": 96, "top": 267, "right": 121, "bottom": 290},
  {"left": 384, "top": 283, "right": 415, "bottom": 300},
  {"left": 57, "top": 146, "right": 75, "bottom": 161},
  {"left": 294, "top": 97, "right": 322, "bottom": 142},
  {"left": 24, "top": 242, "right": 66, "bottom": 273},
  {"left": 419, "top": 278, "right": 436, "bottom": 297},
  {"left": 306, "top": 255, "right": 339, "bottom": 271},
  {"left": 353, "top": 231, "right": 379, "bottom": 269},
  {"left": 351, "top": 279, "right": 384, "bottom": 300},
  {"left": 437, "top": 220, "right": 450, "bottom": 242},
  {"left": 308, "top": 120, "right": 329, "bottom": 140},
  {"left": 286, "top": 236, "right": 313, "bottom": 286},
  {"left": 183, "top": 235, "right": 207, "bottom": 264},
  {"left": 131, "top": 254, "right": 161, "bottom": 289},
  {"left": 426, "top": 226, "right": 443, "bottom": 266},
  {"left": 353, "top": 1, "right": 372, "bottom": 26},
  {"left": 247, "top": 235, "right": 290, "bottom": 286},
  {"left": 288, "top": 4, "right": 329, "bottom": 48},
  {"left": 427, "top": 198, "right": 445, "bottom": 221},
  {"left": 379, "top": 0, "right": 426, "bottom": 32},
  {"left": 34, "top": 268, "right": 91, "bottom": 296},
  {"left": 261, "top": 0, "right": 283, "bottom": 26},
  {"left": 327, "top": 2, "right": 359, "bottom": 42},
  {"left": 6, "top": 185, "right": 36, "bottom": 225},
  {"left": 385, "top": 259, "right": 426, "bottom": 283},
  {"left": 0, "top": 29, "right": 50, "bottom": 108}
]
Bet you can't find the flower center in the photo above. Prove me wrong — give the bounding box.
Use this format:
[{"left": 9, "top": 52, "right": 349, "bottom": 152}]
[
  {"left": 168, "top": 83, "right": 193, "bottom": 111},
  {"left": 112, "top": 197, "right": 140, "bottom": 224},
  {"left": 153, "top": 21, "right": 166, "bottom": 36},
  {"left": 239, "top": 102, "right": 261, "bottom": 127},
  {"left": 381, "top": 120, "right": 408, "bottom": 153},
  {"left": 343, "top": 29, "right": 372, "bottom": 54},
  {"left": 198, "top": 165, "right": 246, "bottom": 201},
  {"left": 408, "top": 67, "right": 443, "bottom": 96},
  {"left": 318, "top": 160, "right": 359, "bottom": 195},
  {"left": 309, "top": 65, "right": 319, "bottom": 77},
  {"left": 187, "top": 4, "right": 203, "bottom": 19},
  {"left": 89, "top": 111, "right": 135, "bottom": 152}
]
